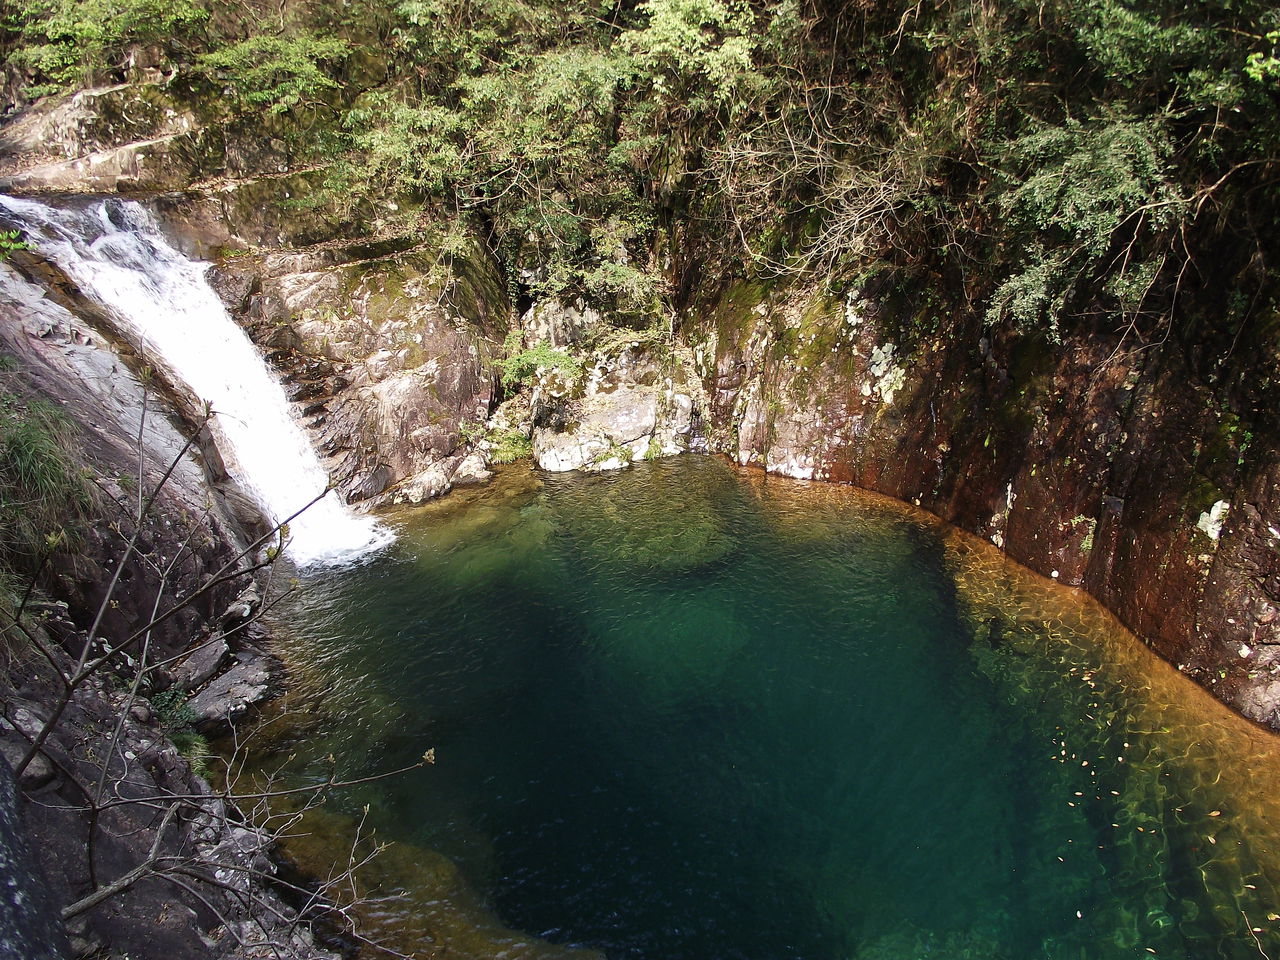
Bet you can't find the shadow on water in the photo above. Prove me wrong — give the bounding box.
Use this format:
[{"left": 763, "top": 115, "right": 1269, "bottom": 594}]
[{"left": 249, "top": 457, "right": 1280, "bottom": 960}]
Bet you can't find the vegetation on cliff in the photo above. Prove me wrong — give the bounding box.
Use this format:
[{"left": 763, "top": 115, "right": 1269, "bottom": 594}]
[
  {"left": 0, "top": 362, "right": 88, "bottom": 612},
  {"left": 5, "top": 0, "right": 1277, "bottom": 351}
]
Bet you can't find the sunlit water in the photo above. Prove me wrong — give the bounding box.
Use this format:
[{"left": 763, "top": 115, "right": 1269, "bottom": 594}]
[
  {"left": 255, "top": 458, "right": 1280, "bottom": 960},
  {"left": 0, "top": 194, "right": 390, "bottom": 565}
]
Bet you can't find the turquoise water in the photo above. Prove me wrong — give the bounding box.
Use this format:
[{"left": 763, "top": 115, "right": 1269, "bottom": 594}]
[{"left": 263, "top": 457, "right": 1280, "bottom": 960}]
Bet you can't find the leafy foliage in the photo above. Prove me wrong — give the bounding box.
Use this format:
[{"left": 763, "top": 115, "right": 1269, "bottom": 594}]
[
  {"left": 495, "top": 332, "right": 583, "bottom": 388},
  {"left": 7, "top": 0, "right": 206, "bottom": 96},
  {"left": 0, "top": 230, "right": 30, "bottom": 261},
  {"left": 150, "top": 686, "right": 198, "bottom": 729},
  {"left": 622, "top": 0, "right": 760, "bottom": 106},
  {"left": 486, "top": 428, "right": 533, "bottom": 464},
  {"left": 986, "top": 116, "right": 1185, "bottom": 332},
  {"left": 196, "top": 31, "right": 351, "bottom": 114},
  {"left": 5, "top": 0, "right": 1278, "bottom": 348},
  {"left": 1246, "top": 31, "right": 1280, "bottom": 85},
  {"left": 149, "top": 687, "right": 211, "bottom": 775},
  {"left": 0, "top": 386, "right": 90, "bottom": 576}
]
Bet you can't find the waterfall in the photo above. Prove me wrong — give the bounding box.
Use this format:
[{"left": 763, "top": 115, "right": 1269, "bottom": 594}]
[{"left": 0, "top": 195, "right": 392, "bottom": 566}]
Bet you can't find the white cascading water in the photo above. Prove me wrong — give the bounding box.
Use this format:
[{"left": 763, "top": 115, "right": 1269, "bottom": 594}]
[{"left": 0, "top": 194, "right": 392, "bottom": 566}]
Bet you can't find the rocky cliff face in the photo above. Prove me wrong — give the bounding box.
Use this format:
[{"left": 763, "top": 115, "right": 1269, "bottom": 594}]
[
  {"left": 0, "top": 78, "right": 514, "bottom": 510},
  {"left": 210, "top": 235, "right": 506, "bottom": 506},
  {"left": 0, "top": 247, "right": 257, "bottom": 643},
  {"left": 694, "top": 280, "right": 1280, "bottom": 729}
]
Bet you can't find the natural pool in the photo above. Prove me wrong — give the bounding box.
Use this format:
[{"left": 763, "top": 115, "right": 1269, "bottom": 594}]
[{"left": 255, "top": 456, "right": 1280, "bottom": 960}]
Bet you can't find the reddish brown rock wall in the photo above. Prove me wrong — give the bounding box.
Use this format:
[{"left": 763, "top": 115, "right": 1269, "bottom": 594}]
[{"left": 700, "top": 285, "right": 1280, "bottom": 728}]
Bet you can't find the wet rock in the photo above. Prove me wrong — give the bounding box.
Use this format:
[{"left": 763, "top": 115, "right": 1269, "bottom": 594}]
[
  {"left": 206, "top": 263, "right": 259, "bottom": 314},
  {"left": 0, "top": 256, "right": 260, "bottom": 663},
  {"left": 1235, "top": 680, "right": 1280, "bottom": 728},
  {"left": 0, "top": 758, "right": 67, "bottom": 960},
  {"left": 221, "top": 582, "right": 261, "bottom": 629},
  {"left": 351, "top": 463, "right": 394, "bottom": 501},
  {"left": 173, "top": 638, "right": 231, "bottom": 693},
  {"left": 187, "top": 655, "right": 275, "bottom": 732}
]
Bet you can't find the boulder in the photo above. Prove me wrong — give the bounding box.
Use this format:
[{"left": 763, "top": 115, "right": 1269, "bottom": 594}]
[
  {"left": 187, "top": 655, "right": 274, "bottom": 732},
  {"left": 172, "top": 637, "right": 230, "bottom": 693}
]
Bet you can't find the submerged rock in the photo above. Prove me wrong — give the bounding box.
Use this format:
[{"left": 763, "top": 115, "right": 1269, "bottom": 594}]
[{"left": 548, "top": 458, "right": 741, "bottom": 574}]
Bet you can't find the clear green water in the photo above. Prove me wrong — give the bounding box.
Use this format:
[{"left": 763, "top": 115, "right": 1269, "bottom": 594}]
[{"left": 263, "top": 457, "right": 1280, "bottom": 960}]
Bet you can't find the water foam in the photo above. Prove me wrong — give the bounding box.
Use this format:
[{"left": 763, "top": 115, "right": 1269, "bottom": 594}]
[{"left": 1, "top": 195, "right": 392, "bottom": 565}]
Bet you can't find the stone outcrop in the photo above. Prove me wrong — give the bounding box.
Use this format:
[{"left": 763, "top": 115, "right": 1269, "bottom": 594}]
[
  {"left": 0, "top": 83, "right": 200, "bottom": 192},
  {"left": 0, "top": 238, "right": 332, "bottom": 960},
  {"left": 531, "top": 341, "right": 704, "bottom": 473},
  {"left": 210, "top": 233, "right": 509, "bottom": 507},
  {"left": 186, "top": 653, "right": 275, "bottom": 732},
  {"left": 521, "top": 297, "right": 604, "bottom": 348},
  {"left": 0, "top": 250, "right": 265, "bottom": 647},
  {"left": 1, "top": 640, "right": 332, "bottom": 960}
]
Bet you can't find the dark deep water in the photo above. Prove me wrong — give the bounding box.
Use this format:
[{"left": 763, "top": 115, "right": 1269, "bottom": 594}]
[{"left": 259, "top": 457, "right": 1280, "bottom": 960}]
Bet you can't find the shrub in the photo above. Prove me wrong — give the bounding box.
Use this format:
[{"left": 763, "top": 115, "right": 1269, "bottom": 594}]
[
  {"left": 494, "top": 332, "right": 583, "bottom": 388},
  {"left": 984, "top": 116, "right": 1186, "bottom": 333},
  {"left": 10, "top": 0, "right": 207, "bottom": 96},
  {"left": 0, "top": 231, "right": 29, "bottom": 261},
  {"left": 487, "top": 428, "right": 533, "bottom": 463},
  {"left": 196, "top": 31, "right": 352, "bottom": 115},
  {"left": 150, "top": 687, "right": 211, "bottom": 775},
  {"left": 0, "top": 387, "right": 90, "bottom": 575}
]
